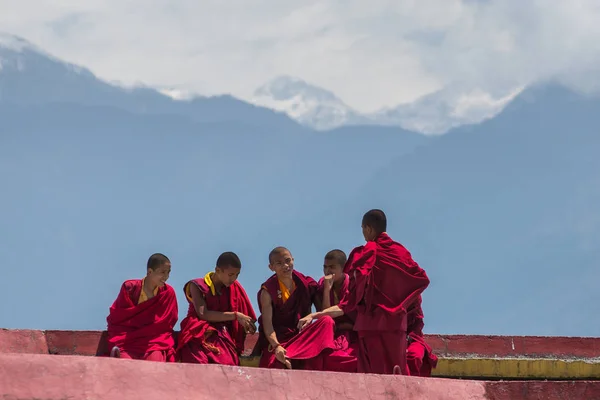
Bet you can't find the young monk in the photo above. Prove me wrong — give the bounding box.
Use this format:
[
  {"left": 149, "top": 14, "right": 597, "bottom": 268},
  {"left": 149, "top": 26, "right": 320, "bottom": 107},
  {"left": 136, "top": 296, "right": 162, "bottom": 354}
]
[
  {"left": 106, "top": 253, "right": 178, "bottom": 362},
  {"left": 406, "top": 296, "right": 438, "bottom": 376},
  {"left": 298, "top": 209, "right": 430, "bottom": 375},
  {"left": 255, "top": 246, "right": 337, "bottom": 369},
  {"left": 177, "top": 251, "right": 256, "bottom": 365},
  {"left": 314, "top": 249, "right": 358, "bottom": 373}
]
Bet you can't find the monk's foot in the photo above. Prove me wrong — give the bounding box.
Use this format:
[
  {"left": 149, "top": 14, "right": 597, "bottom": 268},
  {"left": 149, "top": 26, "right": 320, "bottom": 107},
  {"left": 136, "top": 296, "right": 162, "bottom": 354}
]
[
  {"left": 110, "top": 346, "right": 121, "bottom": 358},
  {"left": 393, "top": 365, "right": 401, "bottom": 375}
]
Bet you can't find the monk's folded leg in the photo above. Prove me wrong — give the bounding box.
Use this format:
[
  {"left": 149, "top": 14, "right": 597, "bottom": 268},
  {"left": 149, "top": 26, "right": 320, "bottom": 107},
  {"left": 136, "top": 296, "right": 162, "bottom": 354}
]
[
  {"left": 407, "top": 341, "right": 426, "bottom": 376},
  {"left": 284, "top": 316, "right": 336, "bottom": 361},
  {"left": 144, "top": 351, "right": 167, "bottom": 362},
  {"left": 179, "top": 341, "right": 210, "bottom": 364},
  {"left": 180, "top": 334, "right": 239, "bottom": 366},
  {"left": 358, "top": 330, "right": 407, "bottom": 375}
]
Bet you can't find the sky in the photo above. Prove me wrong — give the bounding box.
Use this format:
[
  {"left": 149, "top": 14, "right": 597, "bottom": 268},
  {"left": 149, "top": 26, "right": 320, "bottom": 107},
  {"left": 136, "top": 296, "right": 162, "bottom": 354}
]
[{"left": 2, "top": 0, "right": 600, "bottom": 112}]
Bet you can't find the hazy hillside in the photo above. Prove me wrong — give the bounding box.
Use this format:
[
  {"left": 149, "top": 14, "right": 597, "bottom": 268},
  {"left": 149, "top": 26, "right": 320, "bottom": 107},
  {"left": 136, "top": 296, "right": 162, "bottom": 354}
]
[
  {"left": 2, "top": 33, "right": 598, "bottom": 337},
  {"left": 266, "top": 84, "right": 600, "bottom": 337}
]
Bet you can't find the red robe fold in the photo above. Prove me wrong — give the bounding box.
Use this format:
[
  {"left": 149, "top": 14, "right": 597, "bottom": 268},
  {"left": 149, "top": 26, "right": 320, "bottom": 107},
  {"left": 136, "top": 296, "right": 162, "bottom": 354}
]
[
  {"left": 338, "top": 233, "right": 430, "bottom": 375},
  {"left": 106, "top": 279, "right": 178, "bottom": 362},
  {"left": 314, "top": 273, "right": 358, "bottom": 373},
  {"left": 256, "top": 270, "right": 337, "bottom": 369},
  {"left": 177, "top": 277, "right": 256, "bottom": 365},
  {"left": 406, "top": 296, "right": 438, "bottom": 377}
]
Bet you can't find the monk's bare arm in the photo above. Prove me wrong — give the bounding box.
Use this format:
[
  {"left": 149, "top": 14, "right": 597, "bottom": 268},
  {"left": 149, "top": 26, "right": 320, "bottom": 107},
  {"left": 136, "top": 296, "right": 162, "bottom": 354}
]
[
  {"left": 321, "top": 290, "right": 331, "bottom": 310},
  {"left": 298, "top": 304, "right": 345, "bottom": 330},
  {"left": 190, "top": 283, "right": 236, "bottom": 322},
  {"left": 313, "top": 305, "right": 344, "bottom": 319},
  {"left": 259, "top": 289, "right": 281, "bottom": 348}
]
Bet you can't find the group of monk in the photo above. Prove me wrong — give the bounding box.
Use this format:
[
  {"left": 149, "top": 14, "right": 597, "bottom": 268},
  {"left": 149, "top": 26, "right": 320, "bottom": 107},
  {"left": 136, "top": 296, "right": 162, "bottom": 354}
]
[{"left": 104, "top": 209, "right": 438, "bottom": 376}]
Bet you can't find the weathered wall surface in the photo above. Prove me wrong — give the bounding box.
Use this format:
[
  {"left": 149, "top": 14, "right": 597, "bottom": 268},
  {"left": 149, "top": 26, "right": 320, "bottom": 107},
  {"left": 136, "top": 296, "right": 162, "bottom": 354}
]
[
  {"left": 0, "top": 353, "right": 489, "bottom": 400},
  {"left": 2, "top": 329, "right": 599, "bottom": 379},
  {"left": 2, "top": 329, "right": 600, "bottom": 400}
]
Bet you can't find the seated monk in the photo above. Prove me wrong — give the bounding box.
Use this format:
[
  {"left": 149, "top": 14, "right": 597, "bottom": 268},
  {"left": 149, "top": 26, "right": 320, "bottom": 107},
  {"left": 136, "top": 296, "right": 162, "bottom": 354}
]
[
  {"left": 255, "top": 246, "right": 337, "bottom": 369},
  {"left": 177, "top": 251, "right": 256, "bottom": 365},
  {"left": 298, "top": 209, "right": 430, "bottom": 375},
  {"left": 313, "top": 249, "right": 358, "bottom": 373},
  {"left": 106, "top": 253, "right": 178, "bottom": 362},
  {"left": 406, "top": 295, "right": 438, "bottom": 376}
]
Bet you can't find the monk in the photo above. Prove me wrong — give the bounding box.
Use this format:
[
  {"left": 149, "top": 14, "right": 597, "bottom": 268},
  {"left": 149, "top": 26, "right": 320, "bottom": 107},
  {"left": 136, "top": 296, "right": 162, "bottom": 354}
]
[
  {"left": 406, "top": 296, "right": 438, "bottom": 376},
  {"left": 106, "top": 253, "right": 178, "bottom": 362},
  {"left": 298, "top": 209, "right": 430, "bottom": 375},
  {"left": 314, "top": 249, "right": 358, "bottom": 373},
  {"left": 255, "top": 246, "right": 337, "bottom": 369},
  {"left": 177, "top": 251, "right": 257, "bottom": 365}
]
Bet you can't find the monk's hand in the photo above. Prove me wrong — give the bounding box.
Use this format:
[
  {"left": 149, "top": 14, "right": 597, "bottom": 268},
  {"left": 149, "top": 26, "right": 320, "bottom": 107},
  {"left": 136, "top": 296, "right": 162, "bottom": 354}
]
[
  {"left": 247, "top": 320, "right": 257, "bottom": 334},
  {"left": 275, "top": 345, "right": 291, "bottom": 369},
  {"left": 323, "top": 274, "right": 334, "bottom": 292},
  {"left": 297, "top": 314, "right": 314, "bottom": 331},
  {"left": 236, "top": 312, "right": 254, "bottom": 332}
]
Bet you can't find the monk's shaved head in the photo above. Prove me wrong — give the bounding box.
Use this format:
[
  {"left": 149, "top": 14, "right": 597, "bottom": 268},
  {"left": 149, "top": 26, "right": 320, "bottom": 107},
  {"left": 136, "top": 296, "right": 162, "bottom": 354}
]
[
  {"left": 362, "top": 209, "right": 387, "bottom": 236},
  {"left": 147, "top": 253, "right": 170, "bottom": 271},
  {"left": 216, "top": 251, "right": 242, "bottom": 269},
  {"left": 324, "top": 249, "right": 347, "bottom": 267},
  {"left": 269, "top": 246, "right": 291, "bottom": 264}
]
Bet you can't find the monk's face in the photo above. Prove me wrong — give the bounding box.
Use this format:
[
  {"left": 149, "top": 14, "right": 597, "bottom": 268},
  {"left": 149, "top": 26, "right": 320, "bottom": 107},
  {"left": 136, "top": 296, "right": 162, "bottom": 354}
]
[
  {"left": 214, "top": 265, "right": 241, "bottom": 287},
  {"left": 269, "top": 250, "right": 294, "bottom": 278},
  {"left": 323, "top": 259, "right": 344, "bottom": 283},
  {"left": 146, "top": 262, "right": 171, "bottom": 288}
]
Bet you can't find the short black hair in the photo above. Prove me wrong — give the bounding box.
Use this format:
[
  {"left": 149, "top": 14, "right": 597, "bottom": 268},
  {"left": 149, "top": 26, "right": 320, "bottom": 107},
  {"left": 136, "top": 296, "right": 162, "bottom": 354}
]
[
  {"left": 147, "top": 253, "right": 170, "bottom": 270},
  {"left": 269, "top": 246, "right": 290, "bottom": 264},
  {"left": 362, "top": 209, "right": 387, "bottom": 235},
  {"left": 216, "top": 251, "right": 242, "bottom": 269},
  {"left": 324, "top": 249, "right": 347, "bottom": 267}
]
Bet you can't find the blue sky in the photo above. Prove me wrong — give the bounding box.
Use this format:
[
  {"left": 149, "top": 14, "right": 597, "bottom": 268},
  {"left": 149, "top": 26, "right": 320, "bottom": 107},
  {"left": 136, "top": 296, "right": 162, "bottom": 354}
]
[{"left": 2, "top": 0, "right": 600, "bottom": 111}]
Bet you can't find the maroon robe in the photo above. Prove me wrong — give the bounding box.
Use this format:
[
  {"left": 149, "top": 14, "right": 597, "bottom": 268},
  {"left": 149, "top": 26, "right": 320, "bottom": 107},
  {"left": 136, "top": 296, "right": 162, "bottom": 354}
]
[
  {"left": 314, "top": 273, "right": 358, "bottom": 373},
  {"left": 177, "top": 277, "right": 256, "bottom": 365},
  {"left": 339, "top": 233, "right": 430, "bottom": 375},
  {"left": 106, "top": 280, "right": 178, "bottom": 362},
  {"left": 256, "top": 270, "right": 337, "bottom": 369},
  {"left": 406, "top": 296, "right": 438, "bottom": 376}
]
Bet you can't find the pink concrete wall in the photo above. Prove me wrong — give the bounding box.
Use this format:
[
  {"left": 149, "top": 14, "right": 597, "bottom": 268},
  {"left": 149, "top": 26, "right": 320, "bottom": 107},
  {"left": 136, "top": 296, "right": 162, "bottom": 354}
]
[{"left": 0, "top": 353, "right": 489, "bottom": 400}]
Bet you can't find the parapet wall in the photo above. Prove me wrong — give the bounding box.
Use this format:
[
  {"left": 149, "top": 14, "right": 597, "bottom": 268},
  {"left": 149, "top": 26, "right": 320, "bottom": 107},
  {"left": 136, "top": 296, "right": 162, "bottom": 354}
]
[
  {"left": 1, "top": 329, "right": 600, "bottom": 400},
  {"left": 1, "top": 329, "right": 600, "bottom": 380}
]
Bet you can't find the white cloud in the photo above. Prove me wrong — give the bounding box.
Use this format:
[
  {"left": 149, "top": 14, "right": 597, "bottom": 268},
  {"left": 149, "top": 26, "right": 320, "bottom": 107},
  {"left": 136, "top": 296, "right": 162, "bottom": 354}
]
[{"left": 1, "top": 0, "right": 600, "bottom": 112}]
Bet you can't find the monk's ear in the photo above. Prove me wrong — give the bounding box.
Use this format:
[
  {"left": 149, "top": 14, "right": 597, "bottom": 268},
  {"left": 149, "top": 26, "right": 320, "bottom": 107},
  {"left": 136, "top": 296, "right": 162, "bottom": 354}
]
[
  {"left": 146, "top": 268, "right": 152, "bottom": 276},
  {"left": 268, "top": 263, "right": 275, "bottom": 272}
]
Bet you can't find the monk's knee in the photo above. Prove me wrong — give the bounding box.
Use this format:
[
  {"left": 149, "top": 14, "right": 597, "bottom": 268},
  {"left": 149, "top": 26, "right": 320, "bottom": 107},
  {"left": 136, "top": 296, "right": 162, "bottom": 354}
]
[
  {"left": 144, "top": 351, "right": 167, "bottom": 362},
  {"left": 319, "top": 315, "right": 335, "bottom": 327}
]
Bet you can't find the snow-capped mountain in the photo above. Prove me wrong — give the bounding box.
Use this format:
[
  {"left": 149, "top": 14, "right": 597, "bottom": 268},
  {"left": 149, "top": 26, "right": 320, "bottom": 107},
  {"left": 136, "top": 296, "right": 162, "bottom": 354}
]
[
  {"left": 251, "top": 76, "right": 372, "bottom": 130},
  {"left": 0, "top": 32, "right": 298, "bottom": 130},
  {"left": 252, "top": 75, "right": 523, "bottom": 134},
  {"left": 374, "top": 84, "right": 524, "bottom": 134}
]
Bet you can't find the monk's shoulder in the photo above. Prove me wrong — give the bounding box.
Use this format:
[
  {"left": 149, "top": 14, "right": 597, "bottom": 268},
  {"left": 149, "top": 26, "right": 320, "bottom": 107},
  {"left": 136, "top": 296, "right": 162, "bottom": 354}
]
[
  {"left": 162, "top": 283, "right": 176, "bottom": 294},
  {"left": 121, "top": 279, "right": 142, "bottom": 292}
]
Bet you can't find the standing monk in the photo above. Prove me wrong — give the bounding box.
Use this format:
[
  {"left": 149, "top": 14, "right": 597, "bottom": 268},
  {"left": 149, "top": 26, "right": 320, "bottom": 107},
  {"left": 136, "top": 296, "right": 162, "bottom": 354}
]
[
  {"left": 406, "top": 296, "right": 438, "bottom": 376},
  {"left": 106, "top": 253, "right": 178, "bottom": 362},
  {"left": 177, "top": 251, "right": 256, "bottom": 365},
  {"left": 298, "top": 209, "right": 430, "bottom": 375},
  {"left": 256, "top": 246, "right": 337, "bottom": 369}
]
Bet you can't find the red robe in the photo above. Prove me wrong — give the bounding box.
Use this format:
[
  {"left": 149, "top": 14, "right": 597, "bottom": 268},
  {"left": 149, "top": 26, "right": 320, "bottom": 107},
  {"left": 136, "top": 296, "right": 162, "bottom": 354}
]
[
  {"left": 256, "top": 270, "right": 337, "bottom": 369},
  {"left": 406, "top": 296, "right": 438, "bottom": 376},
  {"left": 339, "top": 233, "right": 430, "bottom": 375},
  {"left": 106, "top": 279, "right": 178, "bottom": 362},
  {"left": 315, "top": 273, "right": 358, "bottom": 373},
  {"left": 177, "top": 277, "right": 256, "bottom": 365}
]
